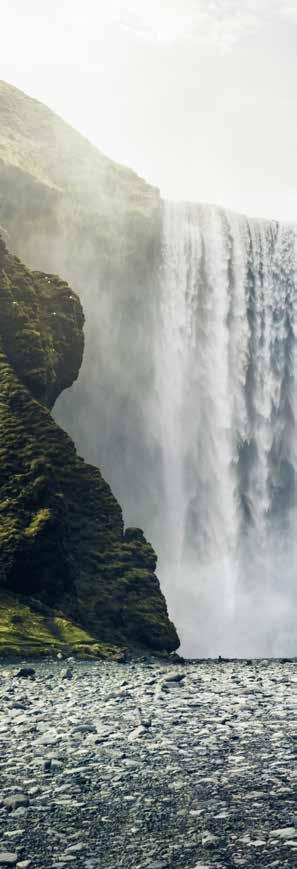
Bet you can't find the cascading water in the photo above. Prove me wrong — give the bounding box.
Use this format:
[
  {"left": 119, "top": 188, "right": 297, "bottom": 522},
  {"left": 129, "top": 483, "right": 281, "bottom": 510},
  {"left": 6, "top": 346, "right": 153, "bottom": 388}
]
[
  {"left": 155, "top": 201, "right": 297, "bottom": 656},
  {"left": 53, "top": 193, "right": 297, "bottom": 657}
]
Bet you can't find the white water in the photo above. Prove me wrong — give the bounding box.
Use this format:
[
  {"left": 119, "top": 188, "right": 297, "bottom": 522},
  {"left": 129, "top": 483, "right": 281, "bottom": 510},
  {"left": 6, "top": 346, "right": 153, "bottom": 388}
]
[{"left": 155, "top": 202, "right": 297, "bottom": 657}]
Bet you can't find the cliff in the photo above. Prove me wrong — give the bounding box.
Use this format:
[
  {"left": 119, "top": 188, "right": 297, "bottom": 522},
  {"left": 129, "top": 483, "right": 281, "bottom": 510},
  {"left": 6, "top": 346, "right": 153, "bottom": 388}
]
[
  {"left": 0, "top": 80, "right": 162, "bottom": 536},
  {"left": 0, "top": 79, "right": 160, "bottom": 278},
  {"left": 0, "top": 236, "right": 179, "bottom": 657}
]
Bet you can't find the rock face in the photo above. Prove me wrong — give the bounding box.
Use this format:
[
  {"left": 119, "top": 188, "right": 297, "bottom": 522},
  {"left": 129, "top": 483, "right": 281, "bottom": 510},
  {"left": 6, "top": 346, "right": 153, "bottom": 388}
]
[
  {"left": 0, "top": 80, "right": 162, "bottom": 541},
  {"left": 0, "top": 236, "right": 179, "bottom": 653}
]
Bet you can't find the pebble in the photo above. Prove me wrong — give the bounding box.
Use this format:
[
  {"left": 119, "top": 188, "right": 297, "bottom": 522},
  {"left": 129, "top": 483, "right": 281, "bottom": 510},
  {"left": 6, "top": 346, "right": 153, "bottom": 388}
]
[
  {"left": 270, "top": 827, "right": 297, "bottom": 839},
  {"left": 201, "top": 833, "right": 220, "bottom": 847},
  {"left": 146, "top": 862, "right": 168, "bottom": 868},
  {"left": 0, "top": 855, "right": 18, "bottom": 867},
  {"left": 0, "top": 657, "right": 296, "bottom": 868},
  {"left": 4, "top": 796, "right": 29, "bottom": 812},
  {"left": 128, "top": 725, "right": 148, "bottom": 741},
  {"left": 66, "top": 844, "right": 85, "bottom": 853},
  {"left": 61, "top": 669, "right": 73, "bottom": 681}
]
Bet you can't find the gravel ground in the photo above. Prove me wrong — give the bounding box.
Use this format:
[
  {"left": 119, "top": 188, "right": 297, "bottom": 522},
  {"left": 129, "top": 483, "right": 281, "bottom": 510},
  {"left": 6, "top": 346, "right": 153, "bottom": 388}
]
[{"left": 0, "top": 657, "right": 296, "bottom": 868}]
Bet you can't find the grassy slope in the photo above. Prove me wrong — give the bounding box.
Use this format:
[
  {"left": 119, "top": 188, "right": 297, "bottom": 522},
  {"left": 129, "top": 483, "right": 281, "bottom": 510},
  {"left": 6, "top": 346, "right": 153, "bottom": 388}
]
[
  {"left": 0, "top": 79, "right": 158, "bottom": 211},
  {"left": 0, "top": 591, "right": 124, "bottom": 659},
  {"left": 0, "top": 80, "right": 161, "bottom": 287}
]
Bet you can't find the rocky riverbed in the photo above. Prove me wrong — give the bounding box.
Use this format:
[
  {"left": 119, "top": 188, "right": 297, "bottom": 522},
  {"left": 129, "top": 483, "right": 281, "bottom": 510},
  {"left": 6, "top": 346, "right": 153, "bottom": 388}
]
[{"left": 0, "top": 658, "right": 296, "bottom": 868}]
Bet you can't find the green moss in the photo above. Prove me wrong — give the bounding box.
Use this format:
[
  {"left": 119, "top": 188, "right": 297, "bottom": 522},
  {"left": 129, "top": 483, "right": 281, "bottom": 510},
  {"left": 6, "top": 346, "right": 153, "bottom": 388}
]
[
  {"left": 0, "top": 237, "right": 179, "bottom": 656},
  {"left": 24, "top": 508, "right": 51, "bottom": 539},
  {"left": 0, "top": 84, "right": 181, "bottom": 657},
  {"left": 0, "top": 239, "right": 84, "bottom": 408},
  {"left": 0, "top": 591, "right": 124, "bottom": 659}
]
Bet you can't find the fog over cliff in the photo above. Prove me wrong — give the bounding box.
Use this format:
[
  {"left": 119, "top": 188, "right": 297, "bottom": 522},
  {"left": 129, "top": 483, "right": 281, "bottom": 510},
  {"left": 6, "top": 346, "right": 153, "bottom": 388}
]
[{"left": 1, "top": 81, "right": 297, "bottom": 657}]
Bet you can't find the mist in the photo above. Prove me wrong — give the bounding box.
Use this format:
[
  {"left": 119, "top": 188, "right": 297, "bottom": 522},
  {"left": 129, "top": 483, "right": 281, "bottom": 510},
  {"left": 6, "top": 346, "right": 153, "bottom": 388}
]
[
  {"left": 138, "top": 201, "right": 297, "bottom": 657},
  {"left": 3, "top": 98, "right": 296, "bottom": 657},
  {"left": 4, "top": 1, "right": 297, "bottom": 222},
  {"left": 54, "top": 199, "right": 297, "bottom": 658},
  {"left": 2, "top": 0, "right": 297, "bottom": 656}
]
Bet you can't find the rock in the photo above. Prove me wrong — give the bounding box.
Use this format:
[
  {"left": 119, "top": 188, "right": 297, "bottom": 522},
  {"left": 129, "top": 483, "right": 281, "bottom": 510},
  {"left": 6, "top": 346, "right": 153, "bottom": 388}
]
[
  {"left": 0, "top": 234, "right": 179, "bottom": 658},
  {"left": 0, "top": 655, "right": 295, "bottom": 869},
  {"left": 14, "top": 669, "right": 35, "bottom": 679},
  {"left": 128, "top": 725, "right": 148, "bottom": 741},
  {"left": 191, "top": 865, "right": 211, "bottom": 869},
  {"left": 17, "top": 863, "right": 32, "bottom": 869},
  {"left": 145, "top": 862, "right": 168, "bottom": 869},
  {"left": 114, "top": 652, "right": 129, "bottom": 664},
  {"left": 66, "top": 844, "right": 85, "bottom": 853},
  {"left": 138, "top": 716, "right": 152, "bottom": 729},
  {"left": 0, "top": 855, "right": 18, "bottom": 866},
  {"left": 61, "top": 669, "right": 73, "bottom": 681},
  {"left": 169, "top": 652, "right": 186, "bottom": 664},
  {"left": 201, "top": 832, "right": 220, "bottom": 847},
  {"left": 4, "top": 795, "right": 29, "bottom": 812},
  {"left": 36, "top": 730, "right": 60, "bottom": 746},
  {"left": 163, "top": 673, "right": 185, "bottom": 684},
  {"left": 270, "top": 827, "right": 297, "bottom": 839},
  {"left": 73, "top": 724, "right": 97, "bottom": 735}
]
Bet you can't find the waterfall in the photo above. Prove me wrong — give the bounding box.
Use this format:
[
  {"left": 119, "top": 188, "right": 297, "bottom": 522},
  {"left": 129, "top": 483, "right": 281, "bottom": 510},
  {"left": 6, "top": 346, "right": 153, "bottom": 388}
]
[
  {"left": 53, "top": 195, "right": 297, "bottom": 656},
  {"left": 155, "top": 201, "right": 297, "bottom": 656}
]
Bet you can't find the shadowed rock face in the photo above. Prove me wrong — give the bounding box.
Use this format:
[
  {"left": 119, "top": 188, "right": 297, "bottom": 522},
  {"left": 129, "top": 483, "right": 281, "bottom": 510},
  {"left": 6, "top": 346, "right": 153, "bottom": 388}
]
[{"left": 0, "top": 237, "right": 179, "bottom": 653}]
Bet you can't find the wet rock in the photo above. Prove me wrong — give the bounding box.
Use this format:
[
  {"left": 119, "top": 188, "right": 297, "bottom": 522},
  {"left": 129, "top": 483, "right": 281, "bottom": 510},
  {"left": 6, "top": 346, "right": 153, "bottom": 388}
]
[{"left": 14, "top": 669, "right": 35, "bottom": 679}]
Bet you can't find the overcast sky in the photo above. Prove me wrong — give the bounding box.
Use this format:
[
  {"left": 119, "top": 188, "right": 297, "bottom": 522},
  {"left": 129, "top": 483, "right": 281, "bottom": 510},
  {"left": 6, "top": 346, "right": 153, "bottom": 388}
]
[{"left": 2, "top": 1, "right": 297, "bottom": 220}]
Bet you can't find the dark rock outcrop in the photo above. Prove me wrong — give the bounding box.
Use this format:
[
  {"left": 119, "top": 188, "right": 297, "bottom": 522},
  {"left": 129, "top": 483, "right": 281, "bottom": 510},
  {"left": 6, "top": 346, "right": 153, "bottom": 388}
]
[{"left": 0, "top": 237, "right": 179, "bottom": 653}]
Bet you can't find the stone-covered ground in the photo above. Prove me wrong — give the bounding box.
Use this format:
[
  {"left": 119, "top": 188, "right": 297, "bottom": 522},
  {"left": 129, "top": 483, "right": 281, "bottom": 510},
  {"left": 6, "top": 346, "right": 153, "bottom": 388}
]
[{"left": 0, "top": 658, "right": 296, "bottom": 868}]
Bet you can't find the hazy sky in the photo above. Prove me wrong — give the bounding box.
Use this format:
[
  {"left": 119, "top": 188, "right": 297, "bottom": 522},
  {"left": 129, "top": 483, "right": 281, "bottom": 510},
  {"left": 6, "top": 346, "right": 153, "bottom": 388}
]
[{"left": 2, "top": 1, "right": 297, "bottom": 220}]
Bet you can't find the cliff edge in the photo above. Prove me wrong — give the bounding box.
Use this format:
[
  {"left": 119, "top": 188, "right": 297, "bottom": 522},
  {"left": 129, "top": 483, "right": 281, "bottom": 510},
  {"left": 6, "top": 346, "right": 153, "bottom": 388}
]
[
  {"left": 0, "top": 80, "right": 162, "bottom": 550},
  {"left": 0, "top": 237, "right": 179, "bottom": 657}
]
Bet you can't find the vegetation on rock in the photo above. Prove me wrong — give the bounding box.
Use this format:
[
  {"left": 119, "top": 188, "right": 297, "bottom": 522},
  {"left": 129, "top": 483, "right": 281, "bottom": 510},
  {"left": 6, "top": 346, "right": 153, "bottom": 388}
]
[
  {"left": 0, "top": 237, "right": 179, "bottom": 655},
  {"left": 0, "top": 81, "right": 163, "bottom": 541},
  {"left": 0, "top": 591, "right": 124, "bottom": 659}
]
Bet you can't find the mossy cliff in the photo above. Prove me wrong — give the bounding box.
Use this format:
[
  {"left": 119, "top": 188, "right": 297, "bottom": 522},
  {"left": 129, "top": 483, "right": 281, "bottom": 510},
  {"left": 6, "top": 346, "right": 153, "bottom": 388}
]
[
  {"left": 0, "top": 237, "right": 179, "bottom": 656},
  {"left": 0, "top": 81, "right": 162, "bottom": 524}
]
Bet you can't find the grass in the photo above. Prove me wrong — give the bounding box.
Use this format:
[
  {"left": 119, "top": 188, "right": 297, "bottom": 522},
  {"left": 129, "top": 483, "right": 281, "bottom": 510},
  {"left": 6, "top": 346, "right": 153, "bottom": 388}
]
[{"left": 0, "top": 591, "right": 126, "bottom": 660}]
